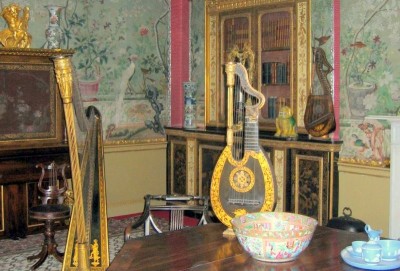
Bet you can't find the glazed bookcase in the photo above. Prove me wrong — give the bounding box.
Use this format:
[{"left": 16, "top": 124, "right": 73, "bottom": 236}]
[{"left": 205, "top": 0, "right": 311, "bottom": 132}]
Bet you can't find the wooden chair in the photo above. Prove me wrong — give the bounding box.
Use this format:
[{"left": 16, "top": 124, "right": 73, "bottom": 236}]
[
  {"left": 27, "top": 162, "right": 71, "bottom": 270},
  {"left": 124, "top": 194, "right": 211, "bottom": 241}
]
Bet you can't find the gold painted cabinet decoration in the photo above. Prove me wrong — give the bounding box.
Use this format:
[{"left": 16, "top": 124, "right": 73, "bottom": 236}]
[{"left": 205, "top": 0, "right": 311, "bottom": 132}]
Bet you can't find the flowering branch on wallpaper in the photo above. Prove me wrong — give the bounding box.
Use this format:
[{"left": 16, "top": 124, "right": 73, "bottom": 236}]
[
  {"left": 67, "top": 2, "right": 107, "bottom": 81},
  {"left": 127, "top": 1, "right": 169, "bottom": 136},
  {"left": 343, "top": 0, "right": 389, "bottom": 88},
  {"left": 62, "top": 0, "right": 127, "bottom": 84},
  {"left": 341, "top": 0, "right": 400, "bottom": 118},
  {"left": 153, "top": 1, "right": 170, "bottom": 79},
  {"left": 190, "top": 32, "right": 201, "bottom": 74}
]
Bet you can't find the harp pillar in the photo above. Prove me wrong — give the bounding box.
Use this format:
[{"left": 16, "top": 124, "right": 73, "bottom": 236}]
[{"left": 53, "top": 56, "right": 91, "bottom": 271}]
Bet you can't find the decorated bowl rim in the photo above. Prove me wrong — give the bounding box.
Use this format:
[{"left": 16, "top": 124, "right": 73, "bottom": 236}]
[{"left": 231, "top": 211, "right": 318, "bottom": 226}]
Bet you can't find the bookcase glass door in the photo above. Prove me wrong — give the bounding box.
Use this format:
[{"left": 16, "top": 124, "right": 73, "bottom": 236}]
[
  {"left": 220, "top": 14, "right": 252, "bottom": 124},
  {"left": 223, "top": 16, "right": 250, "bottom": 59},
  {"left": 259, "top": 8, "right": 292, "bottom": 124}
]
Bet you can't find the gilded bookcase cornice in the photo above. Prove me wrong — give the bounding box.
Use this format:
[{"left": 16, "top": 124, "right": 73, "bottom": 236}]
[{"left": 206, "top": 0, "right": 298, "bottom": 12}]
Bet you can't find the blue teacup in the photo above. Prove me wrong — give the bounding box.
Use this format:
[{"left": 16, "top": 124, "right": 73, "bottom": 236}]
[
  {"left": 362, "top": 242, "right": 382, "bottom": 263},
  {"left": 351, "top": 241, "right": 366, "bottom": 257},
  {"left": 378, "top": 240, "right": 400, "bottom": 261}
]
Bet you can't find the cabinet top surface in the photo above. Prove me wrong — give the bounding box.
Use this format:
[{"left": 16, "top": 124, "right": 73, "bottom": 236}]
[
  {"left": 0, "top": 48, "right": 74, "bottom": 58},
  {"left": 165, "top": 126, "right": 342, "bottom": 146}
]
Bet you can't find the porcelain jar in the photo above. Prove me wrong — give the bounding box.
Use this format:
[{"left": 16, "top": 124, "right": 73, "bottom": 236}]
[{"left": 45, "top": 5, "right": 65, "bottom": 49}]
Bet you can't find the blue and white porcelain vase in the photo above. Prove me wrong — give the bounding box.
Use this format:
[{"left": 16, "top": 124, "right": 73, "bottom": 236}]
[
  {"left": 183, "top": 81, "right": 197, "bottom": 129},
  {"left": 45, "top": 5, "right": 65, "bottom": 49}
]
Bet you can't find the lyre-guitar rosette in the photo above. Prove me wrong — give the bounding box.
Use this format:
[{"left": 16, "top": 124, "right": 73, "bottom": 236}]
[{"left": 229, "top": 166, "right": 255, "bottom": 193}]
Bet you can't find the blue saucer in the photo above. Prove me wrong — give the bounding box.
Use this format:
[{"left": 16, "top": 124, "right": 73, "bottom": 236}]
[
  {"left": 341, "top": 246, "right": 400, "bottom": 270},
  {"left": 346, "top": 246, "right": 362, "bottom": 258}
]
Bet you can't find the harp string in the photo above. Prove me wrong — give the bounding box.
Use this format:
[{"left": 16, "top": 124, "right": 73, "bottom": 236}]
[
  {"left": 304, "top": 46, "right": 336, "bottom": 136},
  {"left": 311, "top": 51, "right": 322, "bottom": 121},
  {"left": 233, "top": 73, "right": 244, "bottom": 160}
]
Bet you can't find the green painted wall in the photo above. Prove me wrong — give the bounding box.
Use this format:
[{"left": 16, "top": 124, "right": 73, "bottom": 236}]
[{"left": 1, "top": 0, "right": 170, "bottom": 143}]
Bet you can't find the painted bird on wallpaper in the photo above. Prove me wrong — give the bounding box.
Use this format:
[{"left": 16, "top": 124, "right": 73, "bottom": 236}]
[
  {"left": 115, "top": 54, "right": 139, "bottom": 126},
  {"left": 314, "top": 35, "right": 331, "bottom": 46}
]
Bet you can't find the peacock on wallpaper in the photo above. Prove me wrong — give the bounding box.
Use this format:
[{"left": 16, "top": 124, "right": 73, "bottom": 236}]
[{"left": 0, "top": 0, "right": 171, "bottom": 143}]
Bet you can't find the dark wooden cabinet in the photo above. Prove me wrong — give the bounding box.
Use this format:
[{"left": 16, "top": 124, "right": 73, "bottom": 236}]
[
  {"left": 0, "top": 147, "right": 70, "bottom": 239},
  {"left": 165, "top": 127, "right": 341, "bottom": 225},
  {"left": 3, "top": 183, "right": 26, "bottom": 238}
]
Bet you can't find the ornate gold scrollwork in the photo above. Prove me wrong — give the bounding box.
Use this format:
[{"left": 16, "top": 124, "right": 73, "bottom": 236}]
[
  {"left": 0, "top": 3, "right": 32, "bottom": 48},
  {"left": 229, "top": 166, "right": 255, "bottom": 193},
  {"left": 227, "top": 42, "right": 255, "bottom": 85}
]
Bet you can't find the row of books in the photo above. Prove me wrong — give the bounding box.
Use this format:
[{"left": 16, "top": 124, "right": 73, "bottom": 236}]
[
  {"left": 224, "top": 18, "right": 250, "bottom": 53},
  {"left": 261, "top": 16, "right": 290, "bottom": 50},
  {"left": 262, "top": 62, "right": 290, "bottom": 85}
]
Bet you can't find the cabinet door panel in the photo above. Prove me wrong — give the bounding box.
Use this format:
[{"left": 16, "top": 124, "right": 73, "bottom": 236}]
[
  {"left": 169, "top": 140, "right": 188, "bottom": 195},
  {"left": 291, "top": 150, "right": 330, "bottom": 225},
  {"left": 3, "top": 184, "right": 27, "bottom": 239},
  {"left": 261, "top": 145, "right": 288, "bottom": 212},
  {"left": 199, "top": 144, "right": 224, "bottom": 197}
]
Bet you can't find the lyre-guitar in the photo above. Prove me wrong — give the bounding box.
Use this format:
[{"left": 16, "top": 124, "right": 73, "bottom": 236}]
[{"left": 210, "top": 62, "right": 276, "bottom": 228}]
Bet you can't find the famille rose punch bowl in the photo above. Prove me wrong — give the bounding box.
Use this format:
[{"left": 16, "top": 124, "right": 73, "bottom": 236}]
[{"left": 231, "top": 212, "right": 318, "bottom": 262}]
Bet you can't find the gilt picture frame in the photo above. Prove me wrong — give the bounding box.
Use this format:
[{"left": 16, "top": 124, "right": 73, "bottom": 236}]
[{"left": 0, "top": 48, "right": 65, "bottom": 149}]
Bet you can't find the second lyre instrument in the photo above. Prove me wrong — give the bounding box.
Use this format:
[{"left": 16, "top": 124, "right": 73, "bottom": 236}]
[
  {"left": 304, "top": 47, "right": 336, "bottom": 137},
  {"left": 210, "top": 62, "right": 276, "bottom": 228}
]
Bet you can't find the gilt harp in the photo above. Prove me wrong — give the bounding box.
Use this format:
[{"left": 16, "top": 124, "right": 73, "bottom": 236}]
[
  {"left": 210, "top": 62, "right": 276, "bottom": 228},
  {"left": 53, "top": 56, "right": 109, "bottom": 271}
]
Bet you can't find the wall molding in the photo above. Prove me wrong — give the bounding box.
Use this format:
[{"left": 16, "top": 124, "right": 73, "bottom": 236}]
[
  {"left": 104, "top": 141, "right": 167, "bottom": 153},
  {"left": 338, "top": 162, "right": 390, "bottom": 178}
]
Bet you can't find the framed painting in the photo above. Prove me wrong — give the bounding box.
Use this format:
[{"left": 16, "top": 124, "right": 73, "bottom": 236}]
[{"left": 0, "top": 48, "right": 67, "bottom": 149}]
